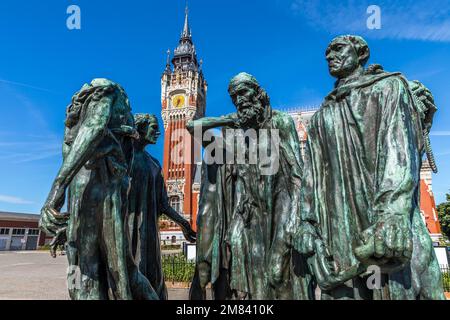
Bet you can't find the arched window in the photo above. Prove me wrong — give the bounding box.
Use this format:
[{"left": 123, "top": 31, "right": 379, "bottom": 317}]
[
  {"left": 171, "top": 235, "right": 177, "bottom": 244},
  {"left": 170, "top": 196, "right": 181, "bottom": 212}
]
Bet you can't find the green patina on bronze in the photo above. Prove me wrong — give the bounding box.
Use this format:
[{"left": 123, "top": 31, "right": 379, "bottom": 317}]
[
  {"left": 295, "top": 35, "right": 445, "bottom": 300},
  {"left": 127, "top": 113, "right": 196, "bottom": 300},
  {"left": 187, "top": 73, "right": 312, "bottom": 300},
  {"left": 39, "top": 79, "right": 158, "bottom": 300},
  {"left": 38, "top": 37, "right": 445, "bottom": 301}
]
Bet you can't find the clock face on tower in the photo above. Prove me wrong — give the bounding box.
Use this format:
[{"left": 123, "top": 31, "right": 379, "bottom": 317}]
[{"left": 172, "top": 94, "right": 185, "bottom": 108}]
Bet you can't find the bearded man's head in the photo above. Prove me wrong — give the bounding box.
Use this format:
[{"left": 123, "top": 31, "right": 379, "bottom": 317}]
[{"left": 228, "top": 72, "right": 270, "bottom": 128}]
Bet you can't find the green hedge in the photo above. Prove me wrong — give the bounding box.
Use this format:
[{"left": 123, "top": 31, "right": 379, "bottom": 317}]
[
  {"left": 161, "top": 244, "right": 181, "bottom": 250},
  {"left": 442, "top": 271, "right": 450, "bottom": 292},
  {"left": 162, "top": 254, "right": 195, "bottom": 283}
]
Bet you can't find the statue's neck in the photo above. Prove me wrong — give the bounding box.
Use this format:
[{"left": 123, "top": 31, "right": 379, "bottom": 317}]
[
  {"left": 134, "top": 140, "right": 149, "bottom": 152},
  {"left": 336, "top": 66, "right": 364, "bottom": 88}
]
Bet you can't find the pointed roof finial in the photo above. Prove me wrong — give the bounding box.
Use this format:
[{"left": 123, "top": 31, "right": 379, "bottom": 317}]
[
  {"left": 166, "top": 49, "right": 171, "bottom": 65},
  {"left": 163, "top": 48, "right": 172, "bottom": 74},
  {"left": 182, "top": 2, "right": 191, "bottom": 39}
]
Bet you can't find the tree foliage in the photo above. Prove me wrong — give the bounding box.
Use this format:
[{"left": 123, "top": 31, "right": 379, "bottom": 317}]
[{"left": 437, "top": 193, "right": 450, "bottom": 240}]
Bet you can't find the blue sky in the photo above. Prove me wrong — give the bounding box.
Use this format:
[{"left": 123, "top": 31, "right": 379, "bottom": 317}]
[{"left": 0, "top": 0, "right": 449, "bottom": 214}]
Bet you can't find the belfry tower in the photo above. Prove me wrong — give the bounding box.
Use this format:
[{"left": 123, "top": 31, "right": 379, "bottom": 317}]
[{"left": 161, "top": 7, "right": 207, "bottom": 231}]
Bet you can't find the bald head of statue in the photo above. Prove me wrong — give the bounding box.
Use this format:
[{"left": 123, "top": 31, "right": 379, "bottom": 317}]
[{"left": 325, "top": 35, "right": 370, "bottom": 80}]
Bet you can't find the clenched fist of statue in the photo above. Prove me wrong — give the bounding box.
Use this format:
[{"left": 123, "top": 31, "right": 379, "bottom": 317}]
[
  {"left": 40, "top": 205, "right": 69, "bottom": 258},
  {"left": 355, "top": 214, "right": 413, "bottom": 273},
  {"left": 39, "top": 181, "right": 69, "bottom": 258},
  {"left": 180, "top": 221, "right": 197, "bottom": 243},
  {"left": 294, "top": 221, "right": 319, "bottom": 256}
]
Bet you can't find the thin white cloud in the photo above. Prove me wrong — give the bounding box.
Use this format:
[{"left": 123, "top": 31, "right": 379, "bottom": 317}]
[
  {"left": 408, "top": 68, "right": 446, "bottom": 82},
  {"left": 0, "top": 79, "right": 57, "bottom": 94},
  {"left": 436, "top": 151, "right": 450, "bottom": 157},
  {"left": 14, "top": 150, "right": 61, "bottom": 163},
  {"left": 289, "top": 0, "right": 450, "bottom": 42},
  {"left": 431, "top": 131, "right": 450, "bottom": 136},
  {"left": 0, "top": 136, "right": 61, "bottom": 163},
  {"left": 0, "top": 195, "right": 34, "bottom": 205},
  {"left": 0, "top": 85, "right": 62, "bottom": 164}
]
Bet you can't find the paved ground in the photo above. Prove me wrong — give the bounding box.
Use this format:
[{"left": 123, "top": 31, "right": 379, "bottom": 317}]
[
  {"left": 0, "top": 251, "right": 190, "bottom": 300},
  {"left": 6, "top": 251, "right": 445, "bottom": 300}
]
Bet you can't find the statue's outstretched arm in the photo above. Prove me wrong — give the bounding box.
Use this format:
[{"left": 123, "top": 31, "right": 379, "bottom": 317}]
[
  {"left": 164, "top": 206, "right": 196, "bottom": 243},
  {"left": 186, "top": 114, "right": 237, "bottom": 150},
  {"left": 186, "top": 113, "right": 237, "bottom": 135}
]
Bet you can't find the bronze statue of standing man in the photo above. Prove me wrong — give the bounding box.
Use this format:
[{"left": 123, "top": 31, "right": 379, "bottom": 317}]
[
  {"left": 188, "top": 73, "right": 311, "bottom": 300},
  {"left": 40, "top": 79, "right": 158, "bottom": 300},
  {"left": 296, "top": 36, "right": 445, "bottom": 300},
  {"left": 127, "top": 113, "right": 196, "bottom": 300}
]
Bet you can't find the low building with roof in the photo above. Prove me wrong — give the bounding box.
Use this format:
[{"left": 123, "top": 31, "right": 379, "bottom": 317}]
[{"left": 0, "top": 211, "right": 51, "bottom": 251}]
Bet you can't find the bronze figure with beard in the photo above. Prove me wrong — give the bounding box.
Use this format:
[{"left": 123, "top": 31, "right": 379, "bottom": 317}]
[{"left": 187, "top": 73, "right": 312, "bottom": 300}]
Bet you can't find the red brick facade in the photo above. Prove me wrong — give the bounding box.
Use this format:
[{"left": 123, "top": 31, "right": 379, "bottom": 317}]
[{"left": 0, "top": 212, "right": 51, "bottom": 250}]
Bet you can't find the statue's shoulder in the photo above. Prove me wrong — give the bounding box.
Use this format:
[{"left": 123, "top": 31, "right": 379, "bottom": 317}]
[
  {"left": 133, "top": 150, "right": 153, "bottom": 166},
  {"left": 272, "top": 109, "right": 296, "bottom": 129},
  {"left": 149, "top": 155, "right": 162, "bottom": 170},
  {"left": 362, "top": 64, "right": 408, "bottom": 90},
  {"left": 272, "top": 109, "right": 289, "bottom": 119}
]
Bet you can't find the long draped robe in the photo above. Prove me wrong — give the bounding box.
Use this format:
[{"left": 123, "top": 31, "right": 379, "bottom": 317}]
[
  {"left": 64, "top": 83, "right": 157, "bottom": 300},
  {"left": 300, "top": 70, "right": 445, "bottom": 300},
  {"left": 191, "top": 110, "right": 313, "bottom": 300},
  {"left": 128, "top": 152, "right": 174, "bottom": 300}
]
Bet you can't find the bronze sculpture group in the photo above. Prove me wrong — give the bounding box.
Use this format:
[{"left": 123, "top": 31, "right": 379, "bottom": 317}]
[{"left": 40, "top": 35, "right": 446, "bottom": 300}]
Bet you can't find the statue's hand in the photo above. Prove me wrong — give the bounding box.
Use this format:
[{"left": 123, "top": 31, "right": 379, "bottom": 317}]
[
  {"left": 49, "top": 227, "right": 67, "bottom": 258},
  {"left": 294, "top": 222, "right": 318, "bottom": 256},
  {"left": 39, "top": 205, "right": 69, "bottom": 235},
  {"left": 186, "top": 120, "right": 195, "bottom": 134},
  {"left": 409, "top": 80, "right": 436, "bottom": 132},
  {"left": 40, "top": 205, "right": 69, "bottom": 258},
  {"left": 40, "top": 183, "right": 69, "bottom": 258},
  {"left": 410, "top": 80, "right": 435, "bottom": 106},
  {"left": 308, "top": 239, "right": 340, "bottom": 290},
  {"left": 40, "top": 179, "right": 68, "bottom": 228},
  {"left": 355, "top": 215, "right": 412, "bottom": 272},
  {"left": 308, "top": 239, "right": 367, "bottom": 291},
  {"left": 181, "top": 222, "right": 196, "bottom": 243},
  {"left": 373, "top": 215, "right": 412, "bottom": 261}
]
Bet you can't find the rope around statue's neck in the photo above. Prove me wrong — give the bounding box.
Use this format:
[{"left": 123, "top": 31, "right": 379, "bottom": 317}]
[{"left": 424, "top": 130, "right": 438, "bottom": 173}]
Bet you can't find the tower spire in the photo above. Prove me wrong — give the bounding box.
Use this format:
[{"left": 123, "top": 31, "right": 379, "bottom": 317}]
[
  {"left": 164, "top": 49, "right": 171, "bottom": 74},
  {"left": 166, "top": 49, "right": 171, "bottom": 65},
  {"left": 181, "top": 4, "right": 191, "bottom": 39},
  {"left": 172, "top": 3, "right": 197, "bottom": 71}
]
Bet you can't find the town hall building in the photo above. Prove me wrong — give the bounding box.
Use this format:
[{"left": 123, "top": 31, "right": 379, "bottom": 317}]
[{"left": 159, "top": 7, "right": 205, "bottom": 241}]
